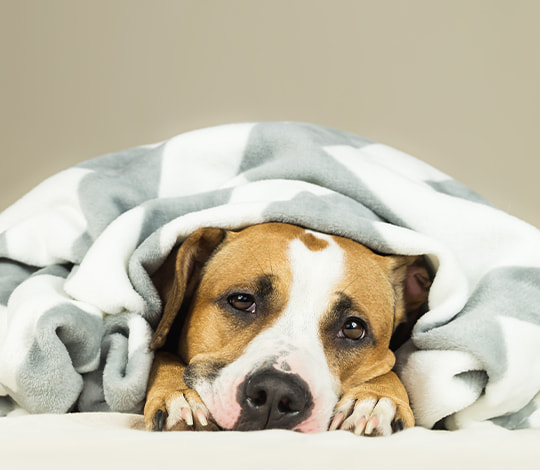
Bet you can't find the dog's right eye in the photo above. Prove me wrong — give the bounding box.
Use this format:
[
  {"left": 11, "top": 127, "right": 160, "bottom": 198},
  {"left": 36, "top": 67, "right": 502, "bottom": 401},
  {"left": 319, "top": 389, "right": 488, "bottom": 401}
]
[
  {"left": 228, "top": 293, "right": 257, "bottom": 313},
  {"left": 337, "top": 317, "right": 367, "bottom": 341}
]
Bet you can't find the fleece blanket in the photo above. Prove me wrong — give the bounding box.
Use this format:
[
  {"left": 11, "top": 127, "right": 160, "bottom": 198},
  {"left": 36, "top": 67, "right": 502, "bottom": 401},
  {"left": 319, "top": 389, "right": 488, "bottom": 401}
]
[{"left": 1, "top": 122, "right": 540, "bottom": 430}]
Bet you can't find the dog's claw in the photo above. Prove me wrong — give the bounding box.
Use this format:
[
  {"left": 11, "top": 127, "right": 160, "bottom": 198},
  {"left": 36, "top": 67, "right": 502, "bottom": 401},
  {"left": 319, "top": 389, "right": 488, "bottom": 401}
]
[
  {"left": 155, "top": 409, "right": 165, "bottom": 432},
  {"left": 353, "top": 417, "right": 367, "bottom": 436},
  {"left": 195, "top": 408, "right": 209, "bottom": 427},
  {"left": 393, "top": 418, "right": 405, "bottom": 433},
  {"left": 364, "top": 416, "right": 378, "bottom": 435},
  {"left": 329, "top": 412, "right": 345, "bottom": 431},
  {"left": 179, "top": 402, "right": 194, "bottom": 427}
]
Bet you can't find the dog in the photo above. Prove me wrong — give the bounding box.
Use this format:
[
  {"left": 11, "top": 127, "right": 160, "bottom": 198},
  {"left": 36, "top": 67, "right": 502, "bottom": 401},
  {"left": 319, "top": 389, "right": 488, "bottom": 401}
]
[{"left": 144, "top": 223, "right": 431, "bottom": 436}]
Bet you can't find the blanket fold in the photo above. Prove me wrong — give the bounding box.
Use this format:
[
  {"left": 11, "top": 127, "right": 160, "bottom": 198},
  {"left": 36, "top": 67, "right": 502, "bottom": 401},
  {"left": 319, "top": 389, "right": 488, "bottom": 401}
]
[{"left": 1, "top": 122, "right": 539, "bottom": 429}]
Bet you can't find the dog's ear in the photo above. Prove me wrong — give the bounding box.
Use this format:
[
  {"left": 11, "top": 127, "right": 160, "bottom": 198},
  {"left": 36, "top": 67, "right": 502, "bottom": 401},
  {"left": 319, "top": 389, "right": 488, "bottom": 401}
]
[
  {"left": 388, "top": 255, "right": 432, "bottom": 350},
  {"left": 149, "top": 227, "right": 227, "bottom": 350}
]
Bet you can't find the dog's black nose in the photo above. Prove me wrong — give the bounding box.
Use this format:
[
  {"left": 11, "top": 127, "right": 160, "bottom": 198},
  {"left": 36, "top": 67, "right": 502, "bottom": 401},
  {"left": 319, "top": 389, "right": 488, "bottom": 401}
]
[{"left": 234, "top": 369, "right": 314, "bottom": 431}]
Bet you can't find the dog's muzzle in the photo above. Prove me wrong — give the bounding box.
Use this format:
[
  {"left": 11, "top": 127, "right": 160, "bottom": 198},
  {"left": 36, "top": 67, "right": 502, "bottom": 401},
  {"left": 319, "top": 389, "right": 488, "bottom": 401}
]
[{"left": 233, "top": 368, "right": 314, "bottom": 430}]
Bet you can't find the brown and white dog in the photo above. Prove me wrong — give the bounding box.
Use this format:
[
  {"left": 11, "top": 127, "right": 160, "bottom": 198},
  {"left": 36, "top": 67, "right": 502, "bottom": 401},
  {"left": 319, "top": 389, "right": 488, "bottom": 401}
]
[{"left": 144, "top": 223, "right": 431, "bottom": 436}]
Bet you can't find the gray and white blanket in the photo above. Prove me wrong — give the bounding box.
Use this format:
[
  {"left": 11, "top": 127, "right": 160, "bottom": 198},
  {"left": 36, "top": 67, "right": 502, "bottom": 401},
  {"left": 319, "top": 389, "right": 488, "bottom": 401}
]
[{"left": 1, "top": 122, "right": 539, "bottom": 430}]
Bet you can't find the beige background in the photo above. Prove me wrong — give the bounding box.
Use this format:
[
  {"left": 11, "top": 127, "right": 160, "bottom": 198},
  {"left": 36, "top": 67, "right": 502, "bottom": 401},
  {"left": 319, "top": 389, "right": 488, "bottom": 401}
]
[{"left": 1, "top": 0, "right": 539, "bottom": 227}]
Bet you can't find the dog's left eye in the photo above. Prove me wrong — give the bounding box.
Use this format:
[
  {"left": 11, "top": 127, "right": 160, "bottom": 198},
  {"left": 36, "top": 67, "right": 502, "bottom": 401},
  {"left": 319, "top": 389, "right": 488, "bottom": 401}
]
[
  {"left": 228, "top": 293, "right": 257, "bottom": 313},
  {"left": 337, "top": 317, "right": 367, "bottom": 340}
]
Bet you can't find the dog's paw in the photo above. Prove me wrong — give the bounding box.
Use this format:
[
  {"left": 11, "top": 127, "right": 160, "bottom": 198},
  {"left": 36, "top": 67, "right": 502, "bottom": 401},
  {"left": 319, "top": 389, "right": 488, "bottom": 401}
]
[
  {"left": 144, "top": 388, "right": 219, "bottom": 432},
  {"left": 329, "top": 393, "right": 413, "bottom": 437}
]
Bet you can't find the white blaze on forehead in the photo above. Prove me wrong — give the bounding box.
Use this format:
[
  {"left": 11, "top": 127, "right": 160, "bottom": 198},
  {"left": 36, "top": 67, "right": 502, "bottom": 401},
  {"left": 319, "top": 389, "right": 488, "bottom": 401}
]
[
  {"left": 195, "top": 230, "right": 346, "bottom": 432},
  {"left": 283, "top": 232, "right": 345, "bottom": 333}
]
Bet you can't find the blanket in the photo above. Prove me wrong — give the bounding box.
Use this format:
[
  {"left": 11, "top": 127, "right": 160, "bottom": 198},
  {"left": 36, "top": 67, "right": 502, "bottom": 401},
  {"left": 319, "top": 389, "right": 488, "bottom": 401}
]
[
  {"left": 3, "top": 413, "right": 540, "bottom": 470},
  {"left": 1, "top": 122, "right": 539, "bottom": 430}
]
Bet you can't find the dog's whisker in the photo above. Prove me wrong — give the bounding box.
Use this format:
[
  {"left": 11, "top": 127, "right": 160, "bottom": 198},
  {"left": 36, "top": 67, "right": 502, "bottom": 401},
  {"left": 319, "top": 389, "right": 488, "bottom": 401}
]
[
  {"left": 268, "top": 255, "right": 274, "bottom": 277},
  {"left": 340, "top": 272, "right": 363, "bottom": 296},
  {"left": 246, "top": 242, "right": 268, "bottom": 278}
]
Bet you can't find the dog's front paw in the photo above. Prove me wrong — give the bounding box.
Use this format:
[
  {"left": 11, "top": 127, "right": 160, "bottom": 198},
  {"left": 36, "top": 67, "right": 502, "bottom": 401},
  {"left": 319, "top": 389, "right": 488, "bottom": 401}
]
[
  {"left": 144, "top": 388, "right": 219, "bottom": 432},
  {"left": 329, "top": 375, "right": 415, "bottom": 438},
  {"left": 329, "top": 394, "right": 410, "bottom": 436}
]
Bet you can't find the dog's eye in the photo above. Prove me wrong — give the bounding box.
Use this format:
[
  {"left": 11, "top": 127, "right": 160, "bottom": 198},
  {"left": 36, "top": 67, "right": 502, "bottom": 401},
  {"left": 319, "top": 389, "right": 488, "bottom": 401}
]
[
  {"left": 228, "top": 294, "right": 257, "bottom": 313},
  {"left": 337, "top": 317, "right": 367, "bottom": 340}
]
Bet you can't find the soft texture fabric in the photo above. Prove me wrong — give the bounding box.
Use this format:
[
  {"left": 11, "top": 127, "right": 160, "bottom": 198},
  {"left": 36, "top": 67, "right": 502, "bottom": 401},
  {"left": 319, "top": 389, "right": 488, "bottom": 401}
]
[
  {"left": 0, "top": 122, "right": 539, "bottom": 429},
  {"left": 2, "top": 412, "right": 540, "bottom": 470}
]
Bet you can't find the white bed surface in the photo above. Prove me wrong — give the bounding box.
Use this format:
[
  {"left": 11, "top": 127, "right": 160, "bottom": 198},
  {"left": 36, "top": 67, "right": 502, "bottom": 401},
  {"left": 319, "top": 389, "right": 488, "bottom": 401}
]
[{"left": 1, "top": 412, "right": 539, "bottom": 470}]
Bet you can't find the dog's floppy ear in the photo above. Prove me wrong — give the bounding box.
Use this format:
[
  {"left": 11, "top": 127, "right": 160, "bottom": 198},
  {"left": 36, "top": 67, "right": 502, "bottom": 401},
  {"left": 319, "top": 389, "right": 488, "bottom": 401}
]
[
  {"left": 388, "top": 256, "right": 432, "bottom": 350},
  {"left": 150, "top": 227, "right": 227, "bottom": 350}
]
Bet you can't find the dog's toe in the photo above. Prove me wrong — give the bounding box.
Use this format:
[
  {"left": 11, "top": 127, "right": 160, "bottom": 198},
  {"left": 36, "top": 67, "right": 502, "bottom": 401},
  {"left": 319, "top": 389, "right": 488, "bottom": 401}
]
[
  {"left": 331, "top": 395, "right": 405, "bottom": 437},
  {"left": 164, "top": 391, "right": 214, "bottom": 430},
  {"left": 145, "top": 389, "right": 217, "bottom": 432},
  {"left": 361, "top": 397, "right": 396, "bottom": 436}
]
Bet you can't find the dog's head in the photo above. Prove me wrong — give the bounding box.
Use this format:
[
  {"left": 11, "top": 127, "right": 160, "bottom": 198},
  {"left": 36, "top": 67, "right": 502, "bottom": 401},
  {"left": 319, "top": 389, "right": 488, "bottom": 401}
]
[{"left": 150, "top": 223, "right": 430, "bottom": 432}]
